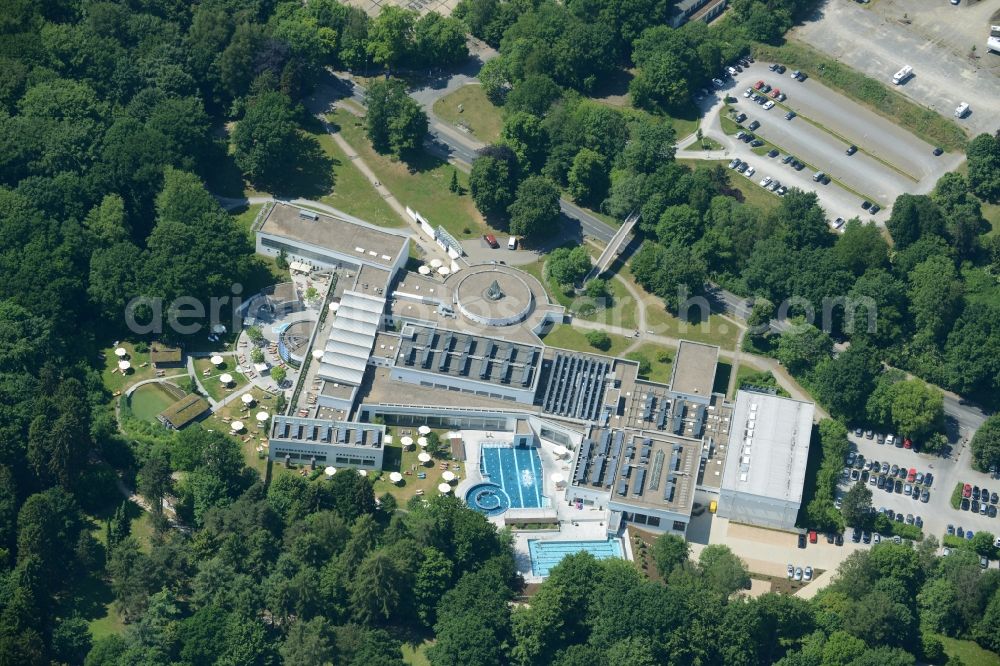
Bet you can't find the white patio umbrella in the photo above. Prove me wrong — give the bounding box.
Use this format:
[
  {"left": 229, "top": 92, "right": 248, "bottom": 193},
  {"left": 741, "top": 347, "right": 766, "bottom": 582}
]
[
  {"left": 389, "top": 472, "right": 403, "bottom": 484},
  {"left": 417, "top": 452, "right": 432, "bottom": 464},
  {"left": 400, "top": 435, "right": 414, "bottom": 448},
  {"left": 437, "top": 266, "right": 450, "bottom": 276},
  {"left": 241, "top": 393, "right": 255, "bottom": 405},
  {"left": 324, "top": 466, "right": 336, "bottom": 477},
  {"left": 430, "top": 258, "right": 443, "bottom": 269},
  {"left": 418, "top": 265, "right": 431, "bottom": 275},
  {"left": 219, "top": 373, "right": 233, "bottom": 385},
  {"left": 312, "top": 349, "right": 324, "bottom": 360},
  {"left": 442, "top": 470, "right": 456, "bottom": 482},
  {"left": 438, "top": 483, "right": 452, "bottom": 494},
  {"left": 328, "top": 302, "right": 340, "bottom": 312},
  {"left": 230, "top": 420, "right": 244, "bottom": 432},
  {"left": 417, "top": 436, "right": 428, "bottom": 448},
  {"left": 118, "top": 360, "right": 131, "bottom": 371},
  {"left": 552, "top": 445, "right": 568, "bottom": 458},
  {"left": 255, "top": 411, "right": 269, "bottom": 422},
  {"left": 358, "top": 469, "right": 368, "bottom": 477},
  {"left": 418, "top": 425, "right": 431, "bottom": 435},
  {"left": 384, "top": 435, "right": 393, "bottom": 445},
  {"left": 550, "top": 472, "right": 566, "bottom": 486},
  {"left": 114, "top": 347, "right": 127, "bottom": 357},
  {"left": 210, "top": 354, "right": 224, "bottom": 366}
]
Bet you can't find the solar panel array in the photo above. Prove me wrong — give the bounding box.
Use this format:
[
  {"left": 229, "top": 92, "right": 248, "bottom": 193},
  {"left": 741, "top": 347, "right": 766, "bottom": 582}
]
[
  {"left": 272, "top": 415, "right": 383, "bottom": 449},
  {"left": 398, "top": 324, "right": 540, "bottom": 388},
  {"left": 539, "top": 352, "right": 610, "bottom": 420}
]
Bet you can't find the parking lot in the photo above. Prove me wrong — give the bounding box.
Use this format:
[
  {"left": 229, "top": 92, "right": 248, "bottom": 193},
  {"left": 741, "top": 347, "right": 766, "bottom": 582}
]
[
  {"left": 793, "top": 0, "right": 1000, "bottom": 136},
  {"left": 841, "top": 429, "right": 1000, "bottom": 547},
  {"left": 725, "top": 63, "right": 963, "bottom": 210}
]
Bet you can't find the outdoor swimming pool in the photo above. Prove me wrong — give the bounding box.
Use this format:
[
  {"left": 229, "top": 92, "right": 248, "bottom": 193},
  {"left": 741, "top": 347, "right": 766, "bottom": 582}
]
[
  {"left": 479, "top": 444, "right": 543, "bottom": 509},
  {"left": 466, "top": 483, "right": 512, "bottom": 517},
  {"left": 528, "top": 539, "right": 624, "bottom": 577}
]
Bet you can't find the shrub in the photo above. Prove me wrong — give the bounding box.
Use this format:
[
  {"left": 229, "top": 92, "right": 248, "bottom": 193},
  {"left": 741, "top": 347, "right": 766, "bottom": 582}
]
[
  {"left": 951, "top": 482, "right": 963, "bottom": 510},
  {"left": 585, "top": 330, "right": 611, "bottom": 351}
]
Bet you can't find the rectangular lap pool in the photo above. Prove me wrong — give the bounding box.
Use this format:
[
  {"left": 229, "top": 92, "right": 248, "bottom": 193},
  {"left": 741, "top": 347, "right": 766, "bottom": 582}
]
[
  {"left": 480, "top": 445, "right": 544, "bottom": 509},
  {"left": 528, "top": 539, "right": 624, "bottom": 577}
]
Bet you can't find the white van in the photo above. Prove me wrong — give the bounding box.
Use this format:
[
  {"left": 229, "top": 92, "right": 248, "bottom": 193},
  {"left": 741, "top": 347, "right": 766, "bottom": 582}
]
[
  {"left": 892, "top": 65, "right": 912, "bottom": 85},
  {"left": 507, "top": 236, "right": 518, "bottom": 250},
  {"left": 955, "top": 102, "right": 970, "bottom": 118}
]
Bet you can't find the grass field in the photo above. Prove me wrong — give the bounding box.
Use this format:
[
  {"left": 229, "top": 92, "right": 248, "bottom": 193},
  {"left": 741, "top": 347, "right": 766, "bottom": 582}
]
[
  {"left": 936, "top": 635, "right": 1000, "bottom": 666},
  {"left": 541, "top": 324, "right": 632, "bottom": 357},
  {"left": 677, "top": 158, "right": 781, "bottom": 214},
  {"left": 327, "top": 109, "right": 489, "bottom": 241},
  {"left": 203, "top": 385, "right": 282, "bottom": 476},
  {"left": 432, "top": 85, "right": 503, "bottom": 144},
  {"left": 518, "top": 256, "right": 638, "bottom": 330},
  {"left": 734, "top": 364, "right": 789, "bottom": 398},
  {"left": 752, "top": 40, "right": 968, "bottom": 152},
  {"left": 193, "top": 356, "right": 249, "bottom": 402},
  {"left": 370, "top": 429, "right": 462, "bottom": 504},
  {"left": 626, "top": 343, "right": 676, "bottom": 384},
  {"left": 231, "top": 203, "right": 264, "bottom": 236},
  {"left": 401, "top": 640, "right": 433, "bottom": 665},
  {"left": 312, "top": 130, "right": 402, "bottom": 228}
]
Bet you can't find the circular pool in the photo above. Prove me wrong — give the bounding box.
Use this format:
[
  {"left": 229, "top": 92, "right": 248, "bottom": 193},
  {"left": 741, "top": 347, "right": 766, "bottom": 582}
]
[{"left": 466, "top": 483, "right": 512, "bottom": 517}]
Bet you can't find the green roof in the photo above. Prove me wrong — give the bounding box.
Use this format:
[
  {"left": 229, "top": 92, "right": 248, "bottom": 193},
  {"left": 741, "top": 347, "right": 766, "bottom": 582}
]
[
  {"left": 158, "top": 393, "right": 209, "bottom": 429},
  {"left": 150, "top": 344, "right": 182, "bottom": 364}
]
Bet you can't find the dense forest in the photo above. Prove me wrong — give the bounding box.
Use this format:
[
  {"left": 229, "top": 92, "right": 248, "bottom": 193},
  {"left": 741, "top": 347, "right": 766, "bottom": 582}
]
[{"left": 1, "top": 0, "right": 999, "bottom": 664}]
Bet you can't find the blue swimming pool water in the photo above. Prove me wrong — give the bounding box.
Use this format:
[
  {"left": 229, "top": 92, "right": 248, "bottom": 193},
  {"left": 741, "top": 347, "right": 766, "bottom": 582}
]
[
  {"left": 479, "top": 445, "right": 543, "bottom": 509},
  {"left": 466, "top": 483, "right": 511, "bottom": 517},
  {"left": 528, "top": 539, "right": 624, "bottom": 577}
]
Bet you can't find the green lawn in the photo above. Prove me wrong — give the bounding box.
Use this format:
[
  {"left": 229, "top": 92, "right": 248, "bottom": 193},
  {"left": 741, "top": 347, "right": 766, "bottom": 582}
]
[
  {"left": 313, "top": 130, "right": 402, "bottom": 228},
  {"left": 540, "top": 324, "right": 632, "bottom": 357},
  {"left": 641, "top": 297, "right": 742, "bottom": 350},
  {"left": 401, "top": 640, "right": 433, "bottom": 666},
  {"left": 626, "top": 343, "right": 676, "bottom": 384},
  {"left": 432, "top": 85, "right": 503, "bottom": 144},
  {"left": 327, "top": 109, "right": 489, "bottom": 241},
  {"left": 733, "top": 364, "right": 790, "bottom": 398},
  {"left": 193, "top": 356, "right": 249, "bottom": 402},
  {"left": 936, "top": 635, "right": 1000, "bottom": 666},
  {"left": 981, "top": 201, "right": 1000, "bottom": 236},
  {"left": 518, "top": 256, "right": 637, "bottom": 330},
  {"left": 100, "top": 342, "right": 161, "bottom": 394},
  {"left": 231, "top": 203, "right": 264, "bottom": 237},
  {"left": 678, "top": 158, "right": 781, "bottom": 214},
  {"left": 370, "top": 434, "right": 462, "bottom": 505}
]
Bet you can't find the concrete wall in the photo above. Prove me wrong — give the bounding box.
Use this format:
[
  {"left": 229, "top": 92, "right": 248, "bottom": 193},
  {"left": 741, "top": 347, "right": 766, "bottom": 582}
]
[
  {"left": 268, "top": 440, "right": 384, "bottom": 469},
  {"left": 389, "top": 365, "right": 536, "bottom": 404},
  {"left": 717, "top": 488, "right": 800, "bottom": 531}
]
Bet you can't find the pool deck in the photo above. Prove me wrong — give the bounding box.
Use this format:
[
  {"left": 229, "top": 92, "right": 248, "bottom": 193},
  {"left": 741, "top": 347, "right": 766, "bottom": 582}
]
[{"left": 453, "top": 428, "right": 632, "bottom": 582}]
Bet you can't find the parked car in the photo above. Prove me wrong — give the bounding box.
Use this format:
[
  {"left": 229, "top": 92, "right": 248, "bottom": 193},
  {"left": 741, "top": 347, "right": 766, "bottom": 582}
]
[
  {"left": 851, "top": 528, "right": 861, "bottom": 543},
  {"left": 862, "top": 531, "right": 872, "bottom": 544},
  {"left": 787, "top": 563, "right": 794, "bottom": 578},
  {"left": 992, "top": 492, "right": 998, "bottom": 504},
  {"left": 744, "top": 167, "right": 755, "bottom": 178},
  {"left": 907, "top": 468, "right": 917, "bottom": 482},
  {"left": 754, "top": 80, "right": 765, "bottom": 90},
  {"left": 894, "top": 480, "right": 903, "bottom": 493},
  {"left": 961, "top": 498, "right": 970, "bottom": 511},
  {"left": 785, "top": 110, "right": 796, "bottom": 120},
  {"left": 760, "top": 176, "right": 773, "bottom": 188},
  {"left": 964, "top": 483, "right": 973, "bottom": 498},
  {"left": 870, "top": 204, "right": 881, "bottom": 214},
  {"left": 776, "top": 65, "right": 786, "bottom": 74},
  {"left": 748, "top": 120, "right": 761, "bottom": 131},
  {"left": 735, "top": 113, "right": 747, "bottom": 123},
  {"left": 915, "top": 516, "right": 923, "bottom": 528},
  {"left": 933, "top": 147, "right": 944, "bottom": 156},
  {"left": 809, "top": 530, "right": 818, "bottom": 544},
  {"left": 798, "top": 533, "right": 807, "bottom": 548},
  {"left": 921, "top": 490, "right": 930, "bottom": 503},
  {"left": 862, "top": 201, "right": 872, "bottom": 210},
  {"left": 791, "top": 70, "right": 801, "bottom": 79},
  {"left": 835, "top": 534, "right": 843, "bottom": 546},
  {"left": 794, "top": 567, "right": 803, "bottom": 581},
  {"left": 751, "top": 139, "right": 765, "bottom": 147},
  {"left": 804, "top": 566, "right": 813, "bottom": 581},
  {"left": 782, "top": 154, "right": 795, "bottom": 164},
  {"left": 768, "top": 149, "right": 779, "bottom": 158},
  {"left": 483, "top": 234, "right": 499, "bottom": 249},
  {"left": 872, "top": 533, "right": 881, "bottom": 544},
  {"left": 947, "top": 524, "right": 954, "bottom": 536},
  {"left": 770, "top": 88, "right": 781, "bottom": 98},
  {"left": 762, "top": 100, "right": 775, "bottom": 110},
  {"left": 761, "top": 84, "right": 772, "bottom": 93},
  {"left": 877, "top": 476, "right": 886, "bottom": 489},
  {"left": 846, "top": 145, "right": 858, "bottom": 156},
  {"left": 924, "top": 472, "right": 934, "bottom": 487},
  {"left": 957, "top": 526, "right": 965, "bottom": 537}
]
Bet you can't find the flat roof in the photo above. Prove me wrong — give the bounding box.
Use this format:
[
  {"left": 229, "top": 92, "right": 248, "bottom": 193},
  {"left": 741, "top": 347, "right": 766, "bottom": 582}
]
[
  {"left": 362, "top": 367, "right": 525, "bottom": 411},
  {"left": 721, "top": 390, "right": 814, "bottom": 503},
  {"left": 270, "top": 414, "right": 384, "bottom": 449},
  {"left": 158, "top": 393, "right": 209, "bottom": 429},
  {"left": 150, "top": 343, "right": 182, "bottom": 364},
  {"left": 570, "top": 428, "right": 698, "bottom": 514},
  {"left": 669, "top": 341, "right": 719, "bottom": 398},
  {"left": 394, "top": 323, "right": 542, "bottom": 390},
  {"left": 258, "top": 203, "right": 407, "bottom": 269}
]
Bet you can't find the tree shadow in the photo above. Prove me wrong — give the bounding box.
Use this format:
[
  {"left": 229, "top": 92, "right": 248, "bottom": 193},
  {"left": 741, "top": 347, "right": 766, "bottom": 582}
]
[
  {"left": 200, "top": 139, "right": 246, "bottom": 199},
  {"left": 268, "top": 132, "right": 336, "bottom": 199}
]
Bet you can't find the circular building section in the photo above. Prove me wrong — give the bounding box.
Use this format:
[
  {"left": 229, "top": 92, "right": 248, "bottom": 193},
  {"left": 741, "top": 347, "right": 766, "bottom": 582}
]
[
  {"left": 454, "top": 266, "right": 534, "bottom": 327},
  {"left": 278, "top": 319, "right": 315, "bottom": 367}
]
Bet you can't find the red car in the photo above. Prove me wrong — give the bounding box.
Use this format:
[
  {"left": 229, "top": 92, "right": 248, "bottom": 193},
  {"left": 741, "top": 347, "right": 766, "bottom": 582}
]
[
  {"left": 770, "top": 88, "right": 781, "bottom": 98},
  {"left": 809, "top": 530, "right": 818, "bottom": 544},
  {"left": 903, "top": 438, "right": 913, "bottom": 449},
  {"left": 964, "top": 483, "right": 972, "bottom": 498},
  {"left": 483, "top": 234, "right": 499, "bottom": 249},
  {"left": 907, "top": 468, "right": 917, "bottom": 482},
  {"left": 754, "top": 80, "right": 765, "bottom": 90}
]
